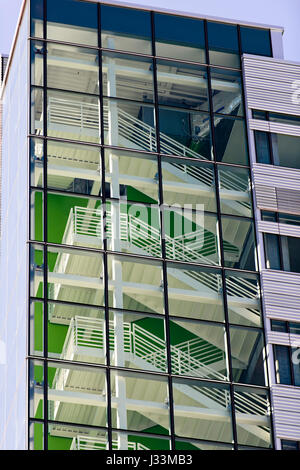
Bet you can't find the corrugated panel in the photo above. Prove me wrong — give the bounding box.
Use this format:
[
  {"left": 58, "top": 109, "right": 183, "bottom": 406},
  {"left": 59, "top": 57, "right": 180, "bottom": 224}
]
[
  {"left": 243, "top": 56, "right": 300, "bottom": 116},
  {"left": 271, "top": 385, "right": 300, "bottom": 440},
  {"left": 258, "top": 221, "right": 300, "bottom": 237},
  {"left": 249, "top": 118, "right": 300, "bottom": 137},
  {"left": 267, "top": 331, "right": 300, "bottom": 346}
]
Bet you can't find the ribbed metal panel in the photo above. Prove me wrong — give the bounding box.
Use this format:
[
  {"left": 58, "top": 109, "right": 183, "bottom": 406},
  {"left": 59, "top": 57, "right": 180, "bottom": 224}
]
[
  {"left": 258, "top": 221, "right": 300, "bottom": 237},
  {"left": 243, "top": 55, "right": 300, "bottom": 116},
  {"left": 249, "top": 118, "right": 300, "bottom": 137},
  {"left": 261, "top": 270, "right": 300, "bottom": 322},
  {"left": 271, "top": 385, "right": 300, "bottom": 440},
  {"left": 253, "top": 164, "right": 300, "bottom": 214},
  {"left": 267, "top": 331, "right": 300, "bottom": 346}
]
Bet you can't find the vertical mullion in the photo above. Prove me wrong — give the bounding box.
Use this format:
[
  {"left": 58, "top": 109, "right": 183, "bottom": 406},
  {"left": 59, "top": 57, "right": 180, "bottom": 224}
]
[
  {"left": 151, "top": 10, "right": 175, "bottom": 450},
  {"left": 42, "top": 0, "right": 48, "bottom": 451},
  {"left": 204, "top": 19, "right": 239, "bottom": 450},
  {"left": 98, "top": 3, "right": 112, "bottom": 451}
]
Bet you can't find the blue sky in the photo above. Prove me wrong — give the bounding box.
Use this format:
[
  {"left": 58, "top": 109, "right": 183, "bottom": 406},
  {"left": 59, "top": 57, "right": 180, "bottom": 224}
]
[{"left": 0, "top": 0, "right": 299, "bottom": 60}]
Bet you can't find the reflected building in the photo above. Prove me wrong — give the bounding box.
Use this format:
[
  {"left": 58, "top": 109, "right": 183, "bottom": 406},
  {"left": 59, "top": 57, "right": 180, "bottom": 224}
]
[{"left": 0, "top": 0, "right": 299, "bottom": 451}]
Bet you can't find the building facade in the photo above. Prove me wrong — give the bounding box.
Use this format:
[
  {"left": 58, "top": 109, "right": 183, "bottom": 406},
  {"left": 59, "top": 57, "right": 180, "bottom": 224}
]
[{"left": 0, "top": 0, "right": 299, "bottom": 451}]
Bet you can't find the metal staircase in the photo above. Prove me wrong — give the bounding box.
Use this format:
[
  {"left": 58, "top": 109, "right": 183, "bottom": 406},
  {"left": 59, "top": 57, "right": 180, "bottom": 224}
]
[{"left": 70, "top": 435, "right": 148, "bottom": 450}]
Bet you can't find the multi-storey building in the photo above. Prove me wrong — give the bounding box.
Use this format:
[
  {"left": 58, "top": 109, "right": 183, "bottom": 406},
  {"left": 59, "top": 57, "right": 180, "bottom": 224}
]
[{"left": 0, "top": 0, "right": 299, "bottom": 451}]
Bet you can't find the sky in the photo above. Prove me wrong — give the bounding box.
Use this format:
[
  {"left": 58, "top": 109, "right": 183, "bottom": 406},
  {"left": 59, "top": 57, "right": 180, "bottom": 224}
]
[{"left": 0, "top": 0, "right": 300, "bottom": 61}]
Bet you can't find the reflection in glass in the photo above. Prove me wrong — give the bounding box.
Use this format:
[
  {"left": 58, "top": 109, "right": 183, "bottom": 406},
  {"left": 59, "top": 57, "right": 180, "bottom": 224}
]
[
  {"left": 31, "top": 87, "right": 43, "bottom": 135},
  {"left": 112, "top": 431, "right": 171, "bottom": 451},
  {"left": 31, "top": 0, "right": 44, "bottom": 38},
  {"left": 105, "top": 148, "right": 159, "bottom": 203},
  {"left": 230, "top": 327, "right": 266, "bottom": 386},
  {"left": 214, "top": 116, "right": 248, "bottom": 165},
  {"left": 101, "top": 5, "right": 152, "bottom": 54},
  {"left": 221, "top": 216, "right": 257, "bottom": 271},
  {"left": 104, "top": 98, "right": 156, "bottom": 152},
  {"left": 172, "top": 377, "right": 233, "bottom": 442},
  {"left": 48, "top": 361, "right": 107, "bottom": 426},
  {"left": 47, "top": 140, "right": 101, "bottom": 195},
  {"left": 31, "top": 41, "right": 44, "bottom": 87},
  {"left": 48, "top": 302, "right": 106, "bottom": 365},
  {"left": 207, "top": 22, "right": 239, "bottom": 68},
  {"left": 108, "top": 255, "right": 164, "bottom": 314},
  {"left": 163, "top": 208, "right": 220, "bottom": 265},
  {"left": 47, "top": 246, "right": 104, "bottom": 306},
  {"left": 48, "top": 423, "right": 108, "bottom": 450},
  {"left": 169, "top": 318, "right": 229, "bottom": 380},
  {"left": 30, "top": 138, "right": 44, "bottom": 188},
  {"left": 240, "top": 27, "right": 272, "bottom": 57},
  {"left": 159, "top": 106, "right": 212, "bottom": 159},
  {"left": 225, "top": 271, "right": 262, "bottom": 327},
  {"left": 218, "top": 166, "right": 252, "bottom": 217},
  {"left": 47, "top": 42, "right": 99, "bottom": 94},
  {"left": 47, "top": 0, "right": 98, "bottom": 46},
  {"left": 103, "top": 52, "right": 154, "bottom": 103},
  {"left": 109, "top": 310, "right": 167, "bottom": 372},
  {"left": 156, "top": 60, "right": 209, "bottom": 111},
  {"left": 30, "top": 244, "right": 44, "bottom": 299},
  {"left": 30, "top": 190, "right": 43, "bottom": 242},
  {"left": 111, "top": 370, "right": 170, "bottom": 437},
  {"left": 29, "top": 421, "right": 44, "bottom": 450},
  {"left": 29, "top": 359, "right": 44, "bottom": 420},
  {"left": 155, "top": 14, "right": 206, "bottom": 63},
  {"left": 234, "top": 385, "right": 271, "bottom": 448},
  {"left": 162, "top": 157, "right": 216, "bottom": 211},
  {"left": 167, "top": 263, "right": 224, "bottom": 322},
  {"left": 30, "top": 300, "right": 43, "bottom": 357},
  {"left": 47, "top": 89, "right": 100, "bottom": 143},
  {"left": 211, "top": 69, "right": 243, "bottom": 117}
]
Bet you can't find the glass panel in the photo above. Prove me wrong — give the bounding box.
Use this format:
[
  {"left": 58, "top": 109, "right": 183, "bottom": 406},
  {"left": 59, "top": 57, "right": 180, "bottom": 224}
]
[
  {"left": 261, "top": 211, "right": 277, "bottom": 223},
  {"left": 30, "top": 137, "right": 44, "bottom": 188},
  {"left": 109, "top": 310, "right": 167, "bottom": 373},
  {"left": 175, "top": 438, "right": 233, "bottom": 450},
  {"left": 159, "top": 106, "right": 212, "bottom": 160},
  {"left": 155, "top": 14, "right": 206, "bottom": 63},
  {"left": 240, "top": 27, "right": 272, "bottom": 57},
  {"left": 167, "top": 263, "right": 225, "bottom": 322},
  {"left": 156, "top": 60, "right": 209, "bottom": 111},
  {"left": 172, "top": 377, "right": 233, "bottom": 442},
  {"left": 102, "top": 52, "right": 154, "bottom": 103},
  {"left": 29, "top": 359, "right": 44, "bottom": 419},
  {"left": 283, "top": 236, "right": 300, "bottom": 272},
  {"left": 47, "top": 89, "right": 100, "bottom": 144},
  {"left": 110, "top": 370, "right": 170, "bottom": 435},
  {"left": 211, "top": 69, "right": 243, "bottom": 117},
  {"left": 270, "top": 320, "right": 288, "bottom": 333},
  {"left": 289, "top": 322, "right": 300, "bottom": 335},
  {"left": 281, "top": 440, "right": 299, "bottom": 451},
  {"left": 30, "top": 189, "right": 43, "bottom": 242},
  {"left": 214, "top": 116, "right": 248, "bottom": 165},
  {"left": 47, "top": 42, "right": 99, "bottom": 94},
  {"left": 48, "top": 361, "right": 107, "bottom": 426},
  {"left": 291, "top": 348, "right": 300, "bottom": 386},
  {"left": 48, "top": 423, "right": 108, "bottom": 450},
  {"left": 252, "top": 110, "right": 268, "bottom": 120},
  {"left": 169, "top": 318, "right": 229, "bottom": 381},
  {"left": 108, "top": 255, "right": 164, "bottom": 314},
  {"left": 225, "top": 271, "right": 262, "bottom": 328},
  {"left": 47, "top": 0, "right": 98, "bottom": 46},
  {"left": 31, "top": 0, "right": 44, "bottom": 38},
  {"left": 278, "top": 213, "right": 300, "bottom": 226},
  {"left": 104, "top": 98, "right": 156, "bottom": 152},
  {"left": 274, "top": 345, "right": 292, "bottom": 385},
  {"left": 47, "top": 191, "right": 103, "bottom": 249},
  {"left": 221, "top": 216, "right": 257, "bottom": 271},
  {"left": 31, "top": 87, "right": 43, "bottom": 136},
  {"left": 112, "top": 431, "right": 171, "bottom": 451},
  {"left": 234, "top": 385, "right": 272, "bottom": 448},
  {"left": 47, "top": 140, "right": 101, "bottom": 195},
  {"left": 163, "top": 208, "right": 220, "bottom": 265},
  {"left": 269, "top": 112, "right": 300, "bottom": 127},
  {"left": 254, "top": 131, "right": 271, "bottom": 164},
  {"left": 104, "top": 148, "right": 159, "bottom": 203},
  {"left": 106, "top": 200, "right": 161, "bottom": 258},
  {"left": 271, "top": 133, "right": 300, "bottom": 169},
  {"left": 207, "top": 22, "right": 239, "bottom": 68},
  {"left": 48, "top": 302, "right": 106, "bottom": 365},
  {"left": 264, "top": 233, "right": 281, "bottom": 270},
  {"left": 230, "top": 327, "right": 266, "bottom": 386},
  {"left": 101, "top": 5, "right": 152, "bottom": 54},
  {"left": 30, "top": 300, "right": 43, "bottom": 357},
  {"left": 30, "top": 244, "right": 44, "bottom": 299},
  {"left": 218, "top": 166, "right": 252, "bottom": 217},
  {"left": 31, "top": 41, "right": 44, "bottom": 86},
  {"left": 29, "top": 421, "right": 44, "bottom": 450},
  {"left": 162, "top": 157, "right": 216, "bottom": 212},
  {"left": 47, "top": 246, "right": 104, "bottom": 306}
]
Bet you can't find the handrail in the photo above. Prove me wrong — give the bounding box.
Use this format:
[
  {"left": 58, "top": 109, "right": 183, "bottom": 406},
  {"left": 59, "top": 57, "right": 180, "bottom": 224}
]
[{"left": 70, "top": 435, "right": 148, "bottom": 450}]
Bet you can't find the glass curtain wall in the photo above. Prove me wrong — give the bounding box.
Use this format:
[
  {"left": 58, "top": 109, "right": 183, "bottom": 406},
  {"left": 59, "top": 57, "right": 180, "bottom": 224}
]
[{"left": 28, "top": 0, "right": 273, "bottom": 450}]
